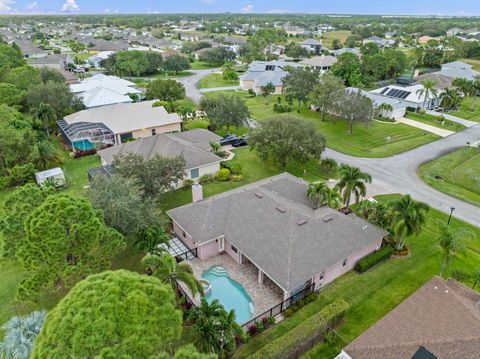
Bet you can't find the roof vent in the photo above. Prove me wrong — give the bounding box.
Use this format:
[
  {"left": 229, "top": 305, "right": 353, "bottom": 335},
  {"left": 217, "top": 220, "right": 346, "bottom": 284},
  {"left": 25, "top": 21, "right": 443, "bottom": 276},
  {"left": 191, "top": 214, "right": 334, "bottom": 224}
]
[
  {"left": 276, "top": 206, "right": 286, "bottom": 213},
  {"left": 323, "top": 216, "right": 333, "bottom": 223},
  {"left": 255, "top": 192, "right": 264, "bottom": 199},
  {"left": 297, "top": 219, "right": 307, "bottom": 226}
]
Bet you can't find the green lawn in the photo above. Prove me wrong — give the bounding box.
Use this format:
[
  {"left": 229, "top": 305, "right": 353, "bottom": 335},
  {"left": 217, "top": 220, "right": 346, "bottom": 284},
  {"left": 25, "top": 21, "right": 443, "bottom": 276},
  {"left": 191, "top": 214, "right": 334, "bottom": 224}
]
[
  {"left": 451, "top": 97, "right": 480, "bottom": 122},
  {"left": 406, "top": 111, "right": 465, "bottom": 132},
  {"left": 234, "top": 194, "right": 480, "bottom": 358},
  {"left": 197, "top": 73, "right": 239, "bottom": 89},
  {"left": 461, "top": 58, "right": 480, "bottom": 71},
  {"left": 190, "top": 61, "right": 219, "bottom": 70},
  {"left": 207, "top": 91, "right": 440, "bottom": 158},
  {"left": 160, "top": 148, "right": 337, "bottom": 210},
  {"left": 419, "top": 147, "right": 480, "bottom": 207},
  {"left": 321, "top": 30, "right": 352, "bottom": 48}
]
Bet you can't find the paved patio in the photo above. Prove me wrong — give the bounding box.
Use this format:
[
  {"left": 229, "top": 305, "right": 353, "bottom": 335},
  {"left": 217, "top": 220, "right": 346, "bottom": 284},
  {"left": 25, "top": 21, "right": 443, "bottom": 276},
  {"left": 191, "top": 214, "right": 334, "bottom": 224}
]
[{"left": 185, "top": 253, "right": 284, "bottom": 318}]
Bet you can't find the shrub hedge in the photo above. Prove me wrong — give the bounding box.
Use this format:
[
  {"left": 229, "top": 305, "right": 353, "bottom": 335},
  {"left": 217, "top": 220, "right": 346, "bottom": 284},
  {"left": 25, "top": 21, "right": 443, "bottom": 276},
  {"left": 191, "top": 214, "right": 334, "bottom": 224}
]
[
  {"left": 248, "top": 299, "right": 349, "bottom": 359},
  {"left": 354, "top": 246, "right": 394, "bottom": 273}
]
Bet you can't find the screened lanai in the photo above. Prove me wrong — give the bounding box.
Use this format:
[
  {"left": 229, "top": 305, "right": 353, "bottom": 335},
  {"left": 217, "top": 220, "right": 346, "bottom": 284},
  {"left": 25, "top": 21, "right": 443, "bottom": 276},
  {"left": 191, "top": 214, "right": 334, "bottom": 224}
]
[{"left": 58, "top": 119, "right": 116, "bottom": 151}]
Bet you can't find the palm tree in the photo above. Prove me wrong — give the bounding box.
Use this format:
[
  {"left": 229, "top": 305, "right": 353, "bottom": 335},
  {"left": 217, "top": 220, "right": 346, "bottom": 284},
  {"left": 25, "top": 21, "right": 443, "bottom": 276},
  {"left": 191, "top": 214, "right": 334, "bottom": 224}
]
[
  {"left": 142, "top": 252, "right": 204, "bottom": 297},
  {"left": 323, "top": 186, "right": 343, "bottom": 209},
  {"left": 416, "top": 79, "right": 438, "bottom": 109},
  {"left": 439, "top": 87, "right": 460, "bottom": 114},
  {"left": 335, "top": 164, "right": 372, "bottom": 212},
  {"left": 471, "top": 268, "right": 480, "bottom": 289},
  {"left": 133, "top": 225, "right": 170, "bottom": 255},
  {"left": 390, "top": 195, "right": 430, "bottom": 250},
  {"left": 36, "top": 141, "right": 64, "bottom": 170},
  {"left": 471, "top": 76, "right": 480, "bottom": 111},
  {"left": 307, "top": 181, "right": 329, "bottom": 208},
  {"left": 0, "top": 311, "right": 46, "bottom": 359},
  {"left": 31, "top": 103, "right": 56, "bottom": 138},
  {"left": 438, "top": 225, "right": 467, "bottom": 278},
  {"left": 378, "top": 103, "right": 393, "bottom": 119},
  {"left": 260, "top": 82, "right": 275, "bottom": 104}
]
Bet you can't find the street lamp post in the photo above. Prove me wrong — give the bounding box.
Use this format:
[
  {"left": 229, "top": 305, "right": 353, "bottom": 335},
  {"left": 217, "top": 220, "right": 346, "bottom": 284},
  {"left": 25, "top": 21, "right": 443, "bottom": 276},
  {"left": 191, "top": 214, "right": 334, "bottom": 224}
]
[{"left": 447, "top": 207, "right": 455, "bottom": 225}]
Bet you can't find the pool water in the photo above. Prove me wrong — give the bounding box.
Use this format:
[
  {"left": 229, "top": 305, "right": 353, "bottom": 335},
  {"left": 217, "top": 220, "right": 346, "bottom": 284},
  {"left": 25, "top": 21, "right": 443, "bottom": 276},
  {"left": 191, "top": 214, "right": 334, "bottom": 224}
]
[
  {"left": 72, "top": 139, "right": 94, "bottom": 151},
  {"left": 202, "top": 266, "right": 255, "bottom": 324}
]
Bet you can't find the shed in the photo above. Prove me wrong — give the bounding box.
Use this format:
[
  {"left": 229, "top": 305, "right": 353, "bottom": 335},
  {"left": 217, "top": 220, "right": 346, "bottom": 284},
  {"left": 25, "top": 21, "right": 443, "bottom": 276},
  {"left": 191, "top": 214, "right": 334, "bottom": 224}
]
[{"left": 35, "top": 167, "right": 65, "bottom": 187}]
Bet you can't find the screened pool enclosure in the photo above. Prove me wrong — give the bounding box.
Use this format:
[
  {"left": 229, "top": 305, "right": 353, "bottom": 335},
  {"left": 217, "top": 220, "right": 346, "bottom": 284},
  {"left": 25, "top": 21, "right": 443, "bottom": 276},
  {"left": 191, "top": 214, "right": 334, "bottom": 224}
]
[{"left": 58, "top": 119, "right": 115, "bottom": 151}]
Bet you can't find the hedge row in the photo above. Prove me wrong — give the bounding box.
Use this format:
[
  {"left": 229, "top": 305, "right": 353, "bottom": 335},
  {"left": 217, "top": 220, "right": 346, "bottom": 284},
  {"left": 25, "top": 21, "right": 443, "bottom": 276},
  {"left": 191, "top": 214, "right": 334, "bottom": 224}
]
[
  {"left": 248, "top": 299, "right": 349, "bottom": 359},
  {"left": 354, "top": 246, "right": 394, "bottom": 273}
]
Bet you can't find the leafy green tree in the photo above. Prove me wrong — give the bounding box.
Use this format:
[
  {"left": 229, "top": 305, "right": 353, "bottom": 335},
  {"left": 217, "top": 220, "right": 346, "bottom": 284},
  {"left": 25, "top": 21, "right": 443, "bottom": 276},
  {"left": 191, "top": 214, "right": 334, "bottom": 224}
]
[
  {"left": 0, "top": 43, "right": 25, "bottom": 68},
  {"left": 0, "top": 121, "right": 38, "bottom": 176},
  {"left": 36, "top": 140, "right": 64, "bottom": 170},
  {"left": 190, "top": 298, "right": 243, "bottom": 356},
  {"left": 38, "top": 66, "right": 65, "bottom": 84},
  {"left": 114, "top": 153, "right": 186, "bottom": 198},
  {"left": 361, "top": 53, "right": 388, "bottom": 81},
  {"left": 337, "top": 90, "right": 374, "bottom": 134},
  {"left": 383, "top": 49, "right": 409, "bottom": 78},
  {"left": 249, "top": 115, "right": 326, "bottom": 167},
  {"left": 113, "top": 50, "right": 151, "bottom": 76},
  {"left": 146, "top": 79, "right": 186, "bottom": 102},
  {"left": 439, "top": 88, "right": 461, "bottom": 112},
  {"left": 145, "top": 51, "right": 163, "bottom": 74},
  {"left": 199, "top": 47, "right": 235, "bottom": 66},
  {"left": 221, "top": 61, "right": 239, "bottom": 81},
  {"left": 360, "top": 42, "right": 381, "bottom": 57},
  {"left": 31, "top": 270, "right": 182, "bottom": 359},
  {"left": 335, "top": 164, "right": 372, "bottom": 211},
  {"left": 282, "top": 67, "right": 320, "bottom": 113},
  {"left": 16, "top": 194, "right": 125, "bottom": 300},
  {"left": 199, "top": 93, "right": 250, "bottom": 132},
  {"left": 133, "top": 225, "right": 170, "bottom": 255},
  {"left": 2, "top": 66, "right": 41, "bottom": 90},
  {"left": 170, "top": 344, "right": 217, "bottom": 359},
  {"left": 331, "top": 52, "right": 363, "bottom": 87},
  {"left": 162, "top": 55, "right": 191, "bottom": 75},
  {"left": 142, "top": 252, "right": 204, "bottom": 297},
  {"left": 0, "top": 83, "right": 25, "bottom": 108},
  {"left": 181, "top": 41, "right": 212, "bottom": 54},
  {"left": 0, "top": 311, "right": 46, "bottom": 359},
  {"left": 260, "top": 82, "right": 275, "bottom": 104},
  {"left": 332, "top": 38, "right": 343, "bottom": 50},
  {"left": 0, "top": 184, "right": 52, "bottom": 257},
  {"left": 422, "top": 48, "right": 443, "bottom": 68},
  {"left": 310, "top": 73, "right": 345, "bottom": 120},
  {"left": 247, "top": 28, "right": 285, "bottom": 61},
  {"left": 345, "top": 35, "right": 360, "bottom": 48},
  {"left": 285, "top": 43, "right": 310, "bottom": 59},
  {"left": 307, "top": 181, "right": 342, "bottom": 209},
  {"left": 438, "top": 225, "right": 467, "bottom": 278},
  {"left": 31, "top": 103, "right": 56, "bottom": 138},
  {"left": 389, "top": 194, "right": 430, "bottom": 250},
  {"left": 416, "top": 79, "right": 438, "bottom": 109},
  {"left": 27, "top": 81, "right": 83, "bottom": 117},
  {"left": 87, "top": 174, "right": 164, "bottom": 236}
]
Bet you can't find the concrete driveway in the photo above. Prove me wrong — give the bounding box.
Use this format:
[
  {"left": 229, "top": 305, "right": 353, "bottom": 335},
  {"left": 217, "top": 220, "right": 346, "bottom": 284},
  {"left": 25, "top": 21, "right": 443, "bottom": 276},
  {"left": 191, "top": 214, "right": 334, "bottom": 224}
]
[{"left": 396, "top": 117, "right": 455, "bottom": 137}]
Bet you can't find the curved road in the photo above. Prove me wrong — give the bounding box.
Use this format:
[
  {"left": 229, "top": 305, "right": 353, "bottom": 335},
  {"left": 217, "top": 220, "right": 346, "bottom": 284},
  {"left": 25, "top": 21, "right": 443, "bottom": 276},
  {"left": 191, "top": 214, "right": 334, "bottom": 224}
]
[{"left": 175, "top": 68, "right": 221, "bottom": 103}]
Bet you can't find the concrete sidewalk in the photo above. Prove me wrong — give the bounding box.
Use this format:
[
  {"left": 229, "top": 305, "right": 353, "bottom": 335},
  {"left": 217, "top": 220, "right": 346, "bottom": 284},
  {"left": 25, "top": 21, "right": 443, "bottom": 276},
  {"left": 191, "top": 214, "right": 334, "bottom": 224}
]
[
  {"left": 426, "top": 110, "right": 478, "bottom": 128},
  {"left": 397, "top": 117, "right": 455, "bottom": 137},
  {"left": 200, "top": 85, "right": 241, "bottom": 93}
]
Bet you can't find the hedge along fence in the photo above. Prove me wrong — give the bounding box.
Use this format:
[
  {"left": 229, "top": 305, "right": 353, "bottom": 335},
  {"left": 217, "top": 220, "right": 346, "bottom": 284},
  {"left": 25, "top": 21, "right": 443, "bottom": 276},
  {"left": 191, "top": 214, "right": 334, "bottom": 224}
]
[
  {"left": 247, "top": 299, "right": 349, "bottom": 359},
  {"left": 354, "top": 246, "right": 394, "bottom": 273}
]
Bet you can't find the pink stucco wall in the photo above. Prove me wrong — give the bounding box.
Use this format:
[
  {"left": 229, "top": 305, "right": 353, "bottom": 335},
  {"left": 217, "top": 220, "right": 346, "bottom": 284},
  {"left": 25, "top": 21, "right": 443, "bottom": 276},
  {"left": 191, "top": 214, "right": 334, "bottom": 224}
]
[
  {"left": 198, "top": 240, "right": 219, "bottom": 260},
  {"left": 313, "top": 238, "right": 383, "bottom": 290},
  {"left": 224, "top": 239, "right": 242, "bottom": 264},
  {"left": 172, "top": 221, "right": 196, "bottom": 249}
]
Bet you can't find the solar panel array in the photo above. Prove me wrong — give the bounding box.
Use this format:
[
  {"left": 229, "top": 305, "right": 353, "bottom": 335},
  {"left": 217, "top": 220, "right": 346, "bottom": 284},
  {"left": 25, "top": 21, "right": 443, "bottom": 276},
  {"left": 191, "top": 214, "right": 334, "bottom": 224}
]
[{"left": 385, "top": 88, "right": 411, "bottom": 99}]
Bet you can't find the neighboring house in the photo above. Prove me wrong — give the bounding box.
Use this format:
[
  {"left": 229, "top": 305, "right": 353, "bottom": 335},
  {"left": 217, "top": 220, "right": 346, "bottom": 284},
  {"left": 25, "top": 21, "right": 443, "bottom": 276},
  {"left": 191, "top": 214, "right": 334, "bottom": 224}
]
[
  {"left": 415, "top": 73, "right": 455, "bottom": 90},
  {"left": 58, "top": 100, "right": 182, "bottom": 150},
  {"left": 348, "top": 87, "right": 407, "bottom": 120},
  {"left": 167, "top": 173, "right": 387, "bottom": 301},
  {"left": 300, "top": 55, "right": 337, "bottom": 73},
  {"left": 446, "top": 27, "right": 466, "bottom": 37},
  {"left": 87, "top": 51, "right": 115, "bottom": 68},
  {"left": 362, "top": 36, "right": 393, "bottom": 47},
  {"left": 429, "top": 60, "right": 480, "bottom": 81},
  {"left": 300, "top": 39, "right": 324, "bottom": 55},
  {"left": 336, "top": 276, "right": 480, "bottom": 359},
  {"left": 332, "top": 47, "right": 361, "bottom": 57},
  {"left": 70, "top": 74, "right": 141, "bottom": 108},
  {"left": 97, "top": 129, "right": 222, "bottom": 182},
  {"left": 418, "top": 35, "right": 436, "bottom": 44},
  {"left": 384, "top": 31, "right": 397, "bottom": 39},
  {"left": 12, "top": 38, "right": 48, "bottom": 58},
  {"left": 239, "top": 60, "right": 301, "bottom": 95},
  {"left": 370, "top": 83, "right": 442, "bottom": 110},
  {"left": 28, "top": 53, "right": 67, "bottom": 69}
]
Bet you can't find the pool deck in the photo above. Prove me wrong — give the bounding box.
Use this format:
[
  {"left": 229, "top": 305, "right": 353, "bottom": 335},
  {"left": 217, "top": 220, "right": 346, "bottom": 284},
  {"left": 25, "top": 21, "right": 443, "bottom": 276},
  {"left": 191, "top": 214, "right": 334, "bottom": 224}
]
[{"left": 184, "top": 253, "right": 284, "bottom": 319}]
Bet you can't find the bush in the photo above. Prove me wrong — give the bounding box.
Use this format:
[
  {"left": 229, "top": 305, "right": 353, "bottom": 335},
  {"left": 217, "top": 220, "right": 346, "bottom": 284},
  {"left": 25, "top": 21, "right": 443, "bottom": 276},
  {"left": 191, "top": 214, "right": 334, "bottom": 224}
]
[
  {"left": 247, "top": 89, "right": 256, "bottom": 97},
  {"left": 273, "top": 103, "right": 292, "bottom": 113},
  {"left": 8, "top": 163, "right": 35, "bottom": 186},
  {"left": 255, "top": 320, "right": 265, "bottom": 333},
  {"left": 199, "top": 173, "right": 215, "bottom": 184},
  {"left": 221, "top": 161, "right": 243, "bottom": 175},
  {"left": 283, "top": 308, "right": 294, "bottom": 317},
  {"left": 321, "top": 158, "right": 338, "bottom": 171},
  {"left": 183, "top": 179, "right": 194, "bottom": 187},
  {"left": 231, "top": 174, "right": 244, "bottom": 182},
  {"left": 249, "top": 299, "right": 349, "bottom": 359},
  {"left": 418, "top": 108, "right": 426, "bottom": 115},
  {"left": 216, "top": 168, "right": 231, "bottom": 181},
  {"left": 354, "top": 246, "right": 394, "bottom": 273}
]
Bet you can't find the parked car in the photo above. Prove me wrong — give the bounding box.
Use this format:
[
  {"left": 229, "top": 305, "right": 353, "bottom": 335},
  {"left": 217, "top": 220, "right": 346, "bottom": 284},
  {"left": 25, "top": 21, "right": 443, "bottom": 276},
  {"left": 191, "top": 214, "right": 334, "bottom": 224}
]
[
  {"left": 232, "top": 137, "right": 248, "bottom": 147},
  {"left": 220, "top": 134, "right": 238, "bottom": 146}
]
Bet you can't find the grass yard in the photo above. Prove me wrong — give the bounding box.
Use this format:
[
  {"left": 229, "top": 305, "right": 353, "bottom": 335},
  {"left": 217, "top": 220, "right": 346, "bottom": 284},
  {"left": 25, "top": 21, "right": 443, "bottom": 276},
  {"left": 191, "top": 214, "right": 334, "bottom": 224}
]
[
  {"left": 197, "top": 73, "right": 239, "bottom": 89},
  {"left": 190, "top": 61, "right": 219, "bottom": 70},
  {"left": 234, "top": 194, "right": 480, "bottom": 358},
  {"left": 419, "top": 146, "right": 480, "bottom": 207},
  {"left": 461, "top": 58, "right": 480, "bottom": 71},
  {"left": 160, "top": 147, "right": 338, "bottom": 210},
  {"left": 451, "top": 97, "right": 480, "bottom": 122},
  {"left": 321, "top": 30, "right": 352, "bottom": 48},
  {"left": 207, "top": 91, "right": 440, "bottom": 158},
  {"left": 406, "top": 111, "right": 466, "bottom": 132}
]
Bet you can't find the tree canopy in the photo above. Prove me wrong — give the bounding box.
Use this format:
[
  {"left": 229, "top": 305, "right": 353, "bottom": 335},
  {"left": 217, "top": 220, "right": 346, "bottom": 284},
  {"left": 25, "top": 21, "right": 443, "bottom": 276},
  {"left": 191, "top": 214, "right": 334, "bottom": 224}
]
[
  {"left": 31, "top": 270, "right": 182, "bottom": 359},
  {"left": 146, "top": 79, "right": 186, "bottom": 102},
  {"left": 282, "top": 67, "right": 320, "bottom": 112},
  {"left": 199, "top": 47, "right": 235, "bottom": 65},
  {"left": 199, "top": 94, "right": 250, "bottom": 131}
]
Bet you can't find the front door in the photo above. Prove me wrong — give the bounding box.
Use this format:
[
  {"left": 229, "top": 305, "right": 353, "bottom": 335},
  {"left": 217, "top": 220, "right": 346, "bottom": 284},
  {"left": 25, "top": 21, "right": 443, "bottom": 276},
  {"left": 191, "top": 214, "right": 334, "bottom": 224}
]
[{"left": 218, "top": 237, "right": 225, "bottom": 252}]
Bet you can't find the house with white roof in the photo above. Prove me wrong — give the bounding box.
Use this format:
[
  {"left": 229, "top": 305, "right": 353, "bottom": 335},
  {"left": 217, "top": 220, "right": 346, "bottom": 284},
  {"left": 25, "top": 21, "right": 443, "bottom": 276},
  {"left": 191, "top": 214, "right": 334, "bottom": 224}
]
[
  {"left": 432, "top": 61, "right": 479, "bottom": 81},
  {"left": 300, "top": 55, "right": 337, "bottom": 73},
  {"left": 58, "top": 100, "right": 182, "bottom": 151},
  {"left": 87, "top": 51, "right": 115, "bottom": 69},
  {"left": 348, "top": 87, "right": 407, "bottom": 120},
  {"left": 70, "top": 74, "right": 141, "bottom": 108},
  {"left": 370, "top": 83, "right": 442, "bottom": 110},
  {"left": 300, "top": 39, "right": 325, "bottom": 55}
]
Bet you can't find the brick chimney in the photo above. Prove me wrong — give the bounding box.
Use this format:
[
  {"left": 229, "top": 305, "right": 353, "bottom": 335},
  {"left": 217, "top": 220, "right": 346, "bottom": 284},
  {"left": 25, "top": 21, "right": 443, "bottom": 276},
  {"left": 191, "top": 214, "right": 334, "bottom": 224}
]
[{"left": 192, "top": 183, "right": 203, "bottom": 203}]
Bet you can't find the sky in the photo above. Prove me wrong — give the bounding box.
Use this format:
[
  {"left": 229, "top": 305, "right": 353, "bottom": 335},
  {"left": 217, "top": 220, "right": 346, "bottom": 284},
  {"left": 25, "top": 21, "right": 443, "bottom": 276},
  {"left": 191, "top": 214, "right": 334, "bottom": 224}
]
[{"left": 0, "top": 0, "right": 479, "bottom": 16}]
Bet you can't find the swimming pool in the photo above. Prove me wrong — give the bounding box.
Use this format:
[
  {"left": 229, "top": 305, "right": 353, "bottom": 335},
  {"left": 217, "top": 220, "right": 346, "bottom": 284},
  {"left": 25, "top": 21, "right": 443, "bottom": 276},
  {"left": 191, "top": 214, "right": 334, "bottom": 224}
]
[
  {"left": 202, "top": 266, "right": 255, "bottom": 324},
  {"left": 72, "top": 139, "right": 94, "bottom": 151}
]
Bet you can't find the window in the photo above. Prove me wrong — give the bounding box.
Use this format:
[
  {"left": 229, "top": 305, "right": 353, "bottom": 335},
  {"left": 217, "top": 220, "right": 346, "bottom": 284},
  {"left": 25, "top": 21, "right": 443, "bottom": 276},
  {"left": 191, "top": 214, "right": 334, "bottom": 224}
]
[
  {"left": 319, "top": 272, "right": 324, "bottom": 280},
  {"left": 231, "top": 245, "right": 238, "bottom": 253},
  {"left": 120, "top": 132, "right": 133, "bottom": 143},
  {"left": 182, "top": 231, "right": 186, "bottom": 238},
  {"left": 151, "top": 128, "right": 156, "bottom": 136},
  {"left": 190, "top": 168, "right": 199, "bottom": 179},
  {"left": 342, "top": 258, "right": 348, "bottom": 267}
]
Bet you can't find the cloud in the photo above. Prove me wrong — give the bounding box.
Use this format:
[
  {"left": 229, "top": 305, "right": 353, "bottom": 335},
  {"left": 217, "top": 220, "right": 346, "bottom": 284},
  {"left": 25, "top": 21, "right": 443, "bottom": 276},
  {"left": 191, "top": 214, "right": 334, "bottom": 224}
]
[
  {"left": 61, "top": 0, "right": 79, "bottom": 12},
  {"left": 267, "top": 9, "right": 289, "bottom": 14},
  {"left": 0, "top": 0, "right": 14, "bottom": 13},
  {"left": 26, "top": 2, "right": 39, "bottom": 11},
  {"left": 103, "top": 8, "right": 118, "bottom": 13},
  {"left": 241, "top": 4, "right": 253, "bottom": 13}
]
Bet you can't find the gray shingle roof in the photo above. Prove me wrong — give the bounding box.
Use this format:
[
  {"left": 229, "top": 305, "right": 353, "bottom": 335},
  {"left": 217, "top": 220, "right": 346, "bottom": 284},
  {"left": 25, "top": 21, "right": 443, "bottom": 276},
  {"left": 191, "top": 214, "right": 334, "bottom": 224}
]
[
  {"left": 97, "top": 129, "right": 222, "bottom": 170},
  {"left": 167, "top": 173, "right": 387, "bottom": 291}
]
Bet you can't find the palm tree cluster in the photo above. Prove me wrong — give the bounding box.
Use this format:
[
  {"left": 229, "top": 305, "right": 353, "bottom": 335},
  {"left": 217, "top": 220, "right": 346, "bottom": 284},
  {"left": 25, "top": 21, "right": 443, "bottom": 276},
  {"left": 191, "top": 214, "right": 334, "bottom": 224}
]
[
  {"left": 416, "top": 79, "right": 438, "bottom": 109},
  {"left": 453, "top": 76, "right": 480, "bottom": 112}
]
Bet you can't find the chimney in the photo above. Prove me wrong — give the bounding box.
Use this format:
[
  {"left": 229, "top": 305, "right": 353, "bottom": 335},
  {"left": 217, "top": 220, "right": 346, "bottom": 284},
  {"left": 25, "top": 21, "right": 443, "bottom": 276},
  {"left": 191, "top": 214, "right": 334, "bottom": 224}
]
[{"left": 192, "top": 183, "right": 203, "bottom": 203}]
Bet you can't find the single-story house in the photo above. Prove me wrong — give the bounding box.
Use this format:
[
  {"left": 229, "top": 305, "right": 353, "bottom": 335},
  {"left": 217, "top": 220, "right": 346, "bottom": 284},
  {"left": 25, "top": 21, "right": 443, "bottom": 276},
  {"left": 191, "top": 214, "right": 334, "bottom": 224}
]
[
  {"left": 87, "top": 51, "right": 115, "bottom": 69},
  {"left": 362, "top": 36, "right": 394, "bottom": 47},
  {"left": 446, "top": 27, "right": 466, "bottom": 37},
  {"left": 332, "top": 47, "right": 360, "bottom": 57},
  {"left": 415, "top": 73, "right": 455, "bottom": 90},
  {"left": 167, "top": 173, "right": 387, "bottom": 300},
  {"left": 418, "top": 35, "right": 436, "bottom": 44},
  {"left": 97, "top": 129, "right": 222, "bottom": 182},
  {"left": 28, "top": 53, "right": 68, "bottom": 69},
  {"left": 70, "top": 74, "right": 141, "bottom": 108},
  {"left": 58, "top": 100, "right": 182, "bottom": 150},
  {"left": 348, "top": 87, "right": 407, "bottom": 120},
  {"left": 370, "top": 83, "right": 442, "bottom": 110},
  {"left": 428, "top": 60, "right": 480, "bottom": 82},
  {"left": 300, "top": 55, "right": 337, "bottom": 73},
  {"left": 336, "top": 276, "right": 480, "bottom": 359},
  {"left": 239, "top": 60, "right": 301, "bottom": 95},
  {"left": 300, "top": 39, "right": 324, "bottom": 55}
]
